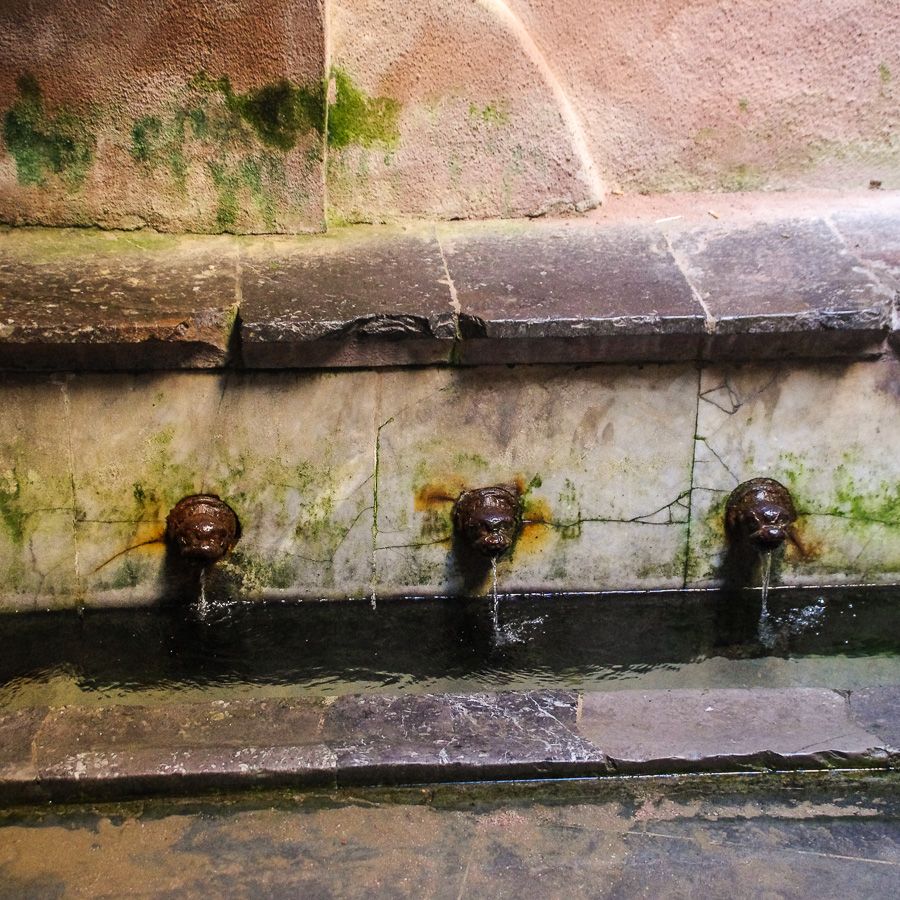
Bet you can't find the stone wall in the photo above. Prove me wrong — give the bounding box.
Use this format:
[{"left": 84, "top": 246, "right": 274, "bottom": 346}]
[
  {"left": 2, "top": 1, "right": 897, "bottom": 232},
  {"left": 1, "top": 354, "right": 898, "bottom": 611}
]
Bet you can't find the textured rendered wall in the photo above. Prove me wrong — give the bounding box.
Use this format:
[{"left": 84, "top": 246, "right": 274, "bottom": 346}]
[
  {"left": 0, "top": 357, "right": 898, "bottom": 611},
  {"left": 0, "top": 0, "right": 327, "bottom": 232},
  {"left": 328, "top": 0, "right": 899, "bottom": 221},
  {"left": 1, "top": 1, "right": 898, "bottom": 231}
]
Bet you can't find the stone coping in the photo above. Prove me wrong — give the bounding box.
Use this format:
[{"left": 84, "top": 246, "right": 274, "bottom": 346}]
[
  {"left": 0, "top": 191, "right": 897, "bottom": 370},
  {"left": 0, "top": 686, "right": 896, "bottom": 804}
]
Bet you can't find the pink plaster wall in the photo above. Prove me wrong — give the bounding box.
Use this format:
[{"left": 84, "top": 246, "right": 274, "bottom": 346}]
[
  {"left": 0, "top": 0, "right": 897, "bottom": 232},
  {"left": 512, "top": 0, "right": 899, "bottom": 194},
  {"left": 0, "top": 0, "right": 326, "bottom": 232},
  {"left": 326, "top": 0, "right": 604, "bottom": 223},
  {"left": 329, "top": 0, "right": 898, "bottom": 221}
]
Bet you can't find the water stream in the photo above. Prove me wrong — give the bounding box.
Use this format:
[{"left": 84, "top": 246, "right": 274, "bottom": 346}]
[
  {"left": 758, "top": 550, "right": 776, "bottom": 648},
  {"left": 490, "top": 559, "right": 545, "bottom": 647},
  {"left": 197, "top": 567, "right": 209, "bottom": 620}
]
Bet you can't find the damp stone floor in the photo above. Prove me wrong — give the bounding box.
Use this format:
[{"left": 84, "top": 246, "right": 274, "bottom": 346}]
[{"left": 1, "top": 774, "right": 898, "bottom": 899}]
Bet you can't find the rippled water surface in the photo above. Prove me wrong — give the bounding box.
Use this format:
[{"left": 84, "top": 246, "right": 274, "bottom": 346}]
[{"left": 1, "top": 587, "right": 898, "bottom": 709}]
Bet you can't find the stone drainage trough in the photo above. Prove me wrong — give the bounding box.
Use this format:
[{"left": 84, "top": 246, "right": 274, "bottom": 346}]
[{"left": 0, "top": 190, "right": 898, "bottom": 801}]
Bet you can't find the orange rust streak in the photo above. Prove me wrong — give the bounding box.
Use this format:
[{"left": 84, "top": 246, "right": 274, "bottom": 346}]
[
  {"left": 414, "top": 481, "right": 465, "bottom": 512},
  {"left": 91, "top": 526, "right": 166, "bottom": 573},
  {"left": 515, "top": 496, "right": 554, "bottom": 555},
  {"left": 786, "top": 523, "right": 819, "bottom": 561}
]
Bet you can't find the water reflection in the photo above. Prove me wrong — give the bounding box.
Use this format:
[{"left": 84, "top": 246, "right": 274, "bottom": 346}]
[{"left": 0, "top": 587, "right": 896, "bottom": 711}]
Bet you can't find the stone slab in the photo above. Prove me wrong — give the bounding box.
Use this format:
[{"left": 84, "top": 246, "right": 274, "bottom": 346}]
[
  {"left": 439, "top": 220, "right": 704, "bottom": 364},
  {"left": 326, "top": 691, "right": 608, "bottom": 785},
  {"left": 687, "top": 355, "right": 900, "bottom": 588},
  {"left": 65, "top": 370, "right": 377, "bottom": 606},
  {"left": 0, "top": 229, "right": 240, "bottom": 369},
  {"left": 579, "top": 688, "right": 893, "bottom": 773},
  {"left": 66, "top": 371, "right": 229, "bottom": 607},
  {"left": 669, "top": 218, "right": 891, "bottom": 357},
  {"left": 0, "top": 708, "right": 45, "bottom": 785},
  {"left": 831, "top": 209, "right": 900, "bottom": 353},
  {"left": 0, "top": 201, "right": 897, "bottom": 372},
  {"left": 31, "top": 698, "right": 336, "bottom": 800},
  {"left": 201, "top": 371, "right": 377, "bottom": 600},
  {"left": 0, "top": 375, "right": 78, "bottom": 610},
  {"left": 372, "top": 364, "right": 697, "bottom": 597},
  {"left": 0, "top": 688, "right": 894, "bottom": 803},
  {"left": 831, "top": 210, "right": 900, "bottom": 289},
  {"left": 850, "top": 687, "right": 900, "bottom": 752},
  {"left": 239, "top": 228, "right": 456, "bottom": 367}
]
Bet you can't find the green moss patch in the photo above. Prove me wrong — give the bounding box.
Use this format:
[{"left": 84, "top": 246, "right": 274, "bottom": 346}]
[
  {"left": 128, "top": 72, "right": 325, "bottom": 232},
  {"left": 327, "top": 69, "right": 400, "bottom": 150},
  {"left": 2, "top": 74, "right": 94, "bottom": 188},
  {"left": 0, "top": 467, "right": 26, "bottom": 545}
]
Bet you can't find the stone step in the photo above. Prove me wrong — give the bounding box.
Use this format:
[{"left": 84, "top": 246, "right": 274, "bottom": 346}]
[
  {"left": 1, "top": 687, "right": 897, "bottom": 804},
  {"left": 2, "top": 190, "right": 898, "bottom": 371}
]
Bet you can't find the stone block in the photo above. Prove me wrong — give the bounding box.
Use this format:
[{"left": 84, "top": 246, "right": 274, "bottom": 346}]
[
  {"left": 578, "top": 688, "right": 890, "bottom": 771},
  {"left": 240, "top": 226, "right": 456, "bottom": 367},
  {"left": 0, "top": 375, "right": 77, "bottom": 609},
  {"left": 669, "top": 218, "right": 891, "bottom": 358},
  {"left": 439, "top": 219, "right": 705, "bottom": 364},
  {"left": 0, "top": 228, "right": 240, "bottom": 369}
]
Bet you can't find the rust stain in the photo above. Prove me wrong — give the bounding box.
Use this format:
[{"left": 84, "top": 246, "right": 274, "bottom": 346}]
[
  {"left": 785, "top": 521, "right": 820, "bottom": 561},
  {"left": 91, "top": 524, "right": 166, "bottom": 574},
  {"left": 414, "top": 481, "right": 463, "bottom": 512},
  {"left": 516, "top": 496, "right": 554, "bottom": 556}
]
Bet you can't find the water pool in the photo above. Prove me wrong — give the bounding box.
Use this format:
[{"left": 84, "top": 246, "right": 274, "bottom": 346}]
[{"left": 2, "top": 586, "right": 898, "bottom": 710}]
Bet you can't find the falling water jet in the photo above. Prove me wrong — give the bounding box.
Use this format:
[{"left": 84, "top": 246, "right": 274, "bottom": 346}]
[
  {"left": 491, "top": 557, "right": 500, "bottom": 636},
  {"left": 760, "top": 548, "right": 773, "bottom": 608},
  {"left": 758, "top": 549, "right": 776, "bottom": 649},
  {"left": 197, "top": 566, "right": 209, "bottom": 618}
]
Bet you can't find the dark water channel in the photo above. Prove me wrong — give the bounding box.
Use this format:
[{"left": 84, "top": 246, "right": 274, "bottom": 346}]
[{"left": 1, "top": 587, "right": 898, "bottom": 709}]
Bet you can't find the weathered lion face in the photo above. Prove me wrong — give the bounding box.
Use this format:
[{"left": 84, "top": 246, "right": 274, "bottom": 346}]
[
  {"left": 166, "top": 495, "right": 239, "bottom": 564},
  {"left": 725, "top": 479, "right": 796, "bottom": 551},
  {"left": 453, "top": 487, "right": 521, "bottom": 559}
]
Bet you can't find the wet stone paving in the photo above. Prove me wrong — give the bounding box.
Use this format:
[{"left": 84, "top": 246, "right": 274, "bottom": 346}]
[{"left": 0, "top": 774, "right": 899, "bottom": 899}]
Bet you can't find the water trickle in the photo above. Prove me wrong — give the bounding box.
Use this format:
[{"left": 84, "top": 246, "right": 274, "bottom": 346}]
[
  {"left": 197, "top": 567, "right": 209, "bottom": 619},
  {"left": 757, "top": 550, "right": 776, "bottom": 649},
  {"left": 489, "top": 559, "right": 544, "bottom": 647},
  {"left": 490, "top": 558, "right": 500, "bottom": 634},
  {"left": 760, "top": 549, "right": 773, "bottom": 607}
]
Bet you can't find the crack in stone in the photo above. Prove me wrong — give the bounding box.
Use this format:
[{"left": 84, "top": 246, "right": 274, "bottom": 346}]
[
  {"left": 554, "top": 490, "right": 692, "bottom": 530},
  {"left": 802, "top": 510, "right": 900, "bottom": 529},
  {"left": 58, "top": 375, "right": 81, "bottom": 597},
  {"left": 370, "top": 415, "right": 394, "bottom": 607},
  {"left": 699, "top": 371, "right": 781, "bottom": 416},
  {"left": 663, "top": 231, "right": 717, "bottom": 334},
  {"left": 681, "top": 365, "right": 704, "bottom": 587},
  {"left": 695, "top": 436, "right": 740, "bottom": 484}
]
